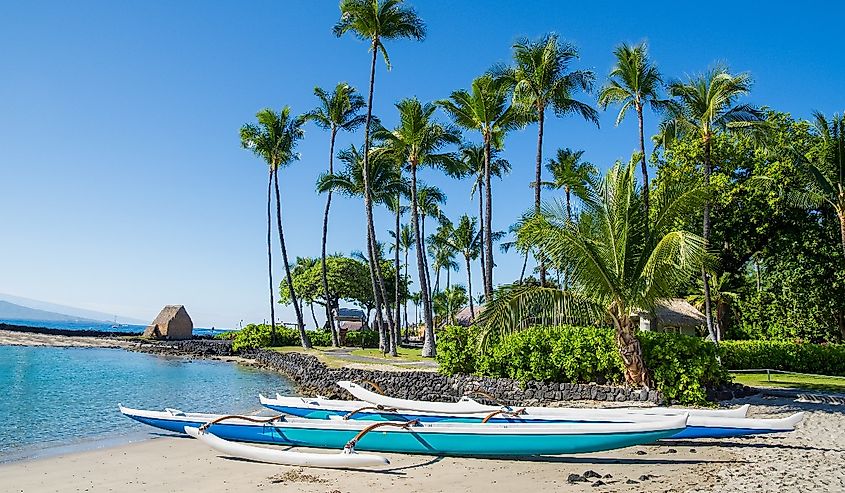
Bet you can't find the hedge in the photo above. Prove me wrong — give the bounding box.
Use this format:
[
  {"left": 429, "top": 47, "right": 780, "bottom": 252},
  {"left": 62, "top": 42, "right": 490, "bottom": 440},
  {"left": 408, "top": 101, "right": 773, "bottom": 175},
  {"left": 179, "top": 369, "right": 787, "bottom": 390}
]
[
  {"left": 436, "top": 325, "right": 728, "bottom": 404},
  {"left": 720, "top": 340, "right": 845, "bottom": 376},
  {"left": 228, "top": 323, "right": 378, "bottom": 352}
]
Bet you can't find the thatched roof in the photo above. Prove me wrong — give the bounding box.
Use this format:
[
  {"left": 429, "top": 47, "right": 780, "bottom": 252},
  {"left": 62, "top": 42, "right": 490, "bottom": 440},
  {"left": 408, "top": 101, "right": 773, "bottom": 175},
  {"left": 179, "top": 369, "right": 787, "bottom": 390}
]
[
  {"left": 651, "top": 298, "right": 705, "bottom": 327},
  {"left": 454, "top": 304, "right": 484, "bottom": 326}
]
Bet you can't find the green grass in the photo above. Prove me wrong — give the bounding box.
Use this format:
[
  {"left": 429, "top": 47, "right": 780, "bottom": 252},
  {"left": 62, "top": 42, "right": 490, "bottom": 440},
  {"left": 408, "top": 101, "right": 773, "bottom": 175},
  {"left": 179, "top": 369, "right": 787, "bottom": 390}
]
[
  {"left": 349, "top": 347, "right": 428, "bottom": 362},
  {"left": 731, "top": 372, "right": 845, "bottom": 393}
]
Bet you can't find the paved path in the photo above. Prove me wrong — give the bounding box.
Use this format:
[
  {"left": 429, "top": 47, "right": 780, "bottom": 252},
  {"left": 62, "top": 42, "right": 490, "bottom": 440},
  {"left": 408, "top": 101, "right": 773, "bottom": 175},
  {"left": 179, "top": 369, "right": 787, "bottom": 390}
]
[{"left": 320, "top": 347, "right": 439, "bottom": 369}]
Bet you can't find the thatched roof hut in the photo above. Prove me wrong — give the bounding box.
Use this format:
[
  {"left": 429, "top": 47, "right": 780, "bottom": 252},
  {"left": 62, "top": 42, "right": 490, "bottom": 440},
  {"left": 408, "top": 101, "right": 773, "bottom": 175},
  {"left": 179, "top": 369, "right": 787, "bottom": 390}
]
[
  {"left": 633, "top": 298, "right": 705, "bottom": 336},
  {"left": 143, "top": 305, "right": 193, "bottom": 340}
]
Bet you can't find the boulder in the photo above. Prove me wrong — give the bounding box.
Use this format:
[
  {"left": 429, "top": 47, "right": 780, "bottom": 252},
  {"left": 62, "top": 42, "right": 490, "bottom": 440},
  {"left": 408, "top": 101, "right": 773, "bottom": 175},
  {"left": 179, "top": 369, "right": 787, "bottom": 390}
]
[{"left": 143, "top": 305, "right": 193, "bottom": 340}]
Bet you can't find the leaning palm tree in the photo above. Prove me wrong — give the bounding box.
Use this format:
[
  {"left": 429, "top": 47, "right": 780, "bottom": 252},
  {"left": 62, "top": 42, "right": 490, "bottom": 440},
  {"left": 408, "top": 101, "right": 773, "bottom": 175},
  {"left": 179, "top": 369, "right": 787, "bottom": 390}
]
[
  {"left": 438, "top": 75, "right": 524, "bottom": 297},
  {"left": 598, "top": 42, "right": 664, "bottom": 214},
  {"left": 480, "top": 161, "right": 709, "bottom": 387},
  {"left": 461, "top": 144, "right": 511, "bottom": 293},
  {"left": 373, "top": 98, "right": 462, "bottom": 357},
  {"left": 446, "top": 215, "right": 481, "bottom": 319},
  {"left": 660, "top": 66, "right": 763, "bottom": 343},
  {"left": 334, "top": 0, "right": 425, "bottom": 346},
  {"left": 317, "top": 144, "right": 406, "bottom": 352},
  {"left": 496, "top": 33, "right": 599, "bottom": 285},
  {"left": 240, "top": 107, "right": 310, "bottom": 348},
  {"left": 303, "top": 83, "right": 367, "bottom": 346},
  {"left": 542, "top": 148, "right": 596, "bottom": 221}
]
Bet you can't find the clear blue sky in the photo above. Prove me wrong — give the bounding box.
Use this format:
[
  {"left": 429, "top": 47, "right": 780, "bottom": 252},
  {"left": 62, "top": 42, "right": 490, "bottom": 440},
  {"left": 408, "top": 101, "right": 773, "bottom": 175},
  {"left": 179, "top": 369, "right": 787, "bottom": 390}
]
[{"left": 1, "top": 1, "right": 842, "bottom": 327}]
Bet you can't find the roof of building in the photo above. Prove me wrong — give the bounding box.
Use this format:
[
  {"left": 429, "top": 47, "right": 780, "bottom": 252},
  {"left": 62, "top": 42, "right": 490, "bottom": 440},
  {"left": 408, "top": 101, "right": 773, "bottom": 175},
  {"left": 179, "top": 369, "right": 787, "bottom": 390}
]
[
  {"left": 335, "top": 308, "right": 365, "bottom": 321},
  {"left": 644, "top": 298, "right": 706, "bottom": 327}
]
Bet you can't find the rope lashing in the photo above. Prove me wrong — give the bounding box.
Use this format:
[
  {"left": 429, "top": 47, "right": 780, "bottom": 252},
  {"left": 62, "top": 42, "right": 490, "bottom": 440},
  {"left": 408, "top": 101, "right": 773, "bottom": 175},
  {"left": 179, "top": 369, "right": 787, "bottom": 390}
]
[
  {"left": 342, "top": 405, "right": 399, "bottom": 420},
  {"left": 359, "top": 380, "right": 386, "bottom": 395},
  {"left": 198, "top": 414, "right": 286, "bottom": 432},
  {"left": 480, "top": 408, "right": 527, "bottom": 423},
  {"left": 343, "top": 420, "right": 420, "bottom": 453}
]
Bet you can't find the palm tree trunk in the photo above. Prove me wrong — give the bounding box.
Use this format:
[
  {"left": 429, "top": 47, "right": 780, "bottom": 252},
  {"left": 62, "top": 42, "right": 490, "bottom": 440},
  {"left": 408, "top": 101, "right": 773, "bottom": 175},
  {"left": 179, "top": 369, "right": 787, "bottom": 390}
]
[
  {"left": 565, "top": 187, "right": 572, "bottom": 222},
  {"left": 309, "top": 302, "right": 319, "bottom": 330},
  {"left": 274, "top": 170, "right": 311, "bottom": 348},
  {"left": 391, "top": 195, "right": 401, "bottom": 356},
  {"left": 477, "top": 176, "right": 488, "bottom": 296},
  {"left": 701, "top": 135, "right": 716, "bottom": 344},
  {"left": 322, "top": 129, "right": 338, "bottom": 346},
  {"left": 519, "top": 250, "right": 528, "bottom": 283},
  {"left": 466, "top": 255, "right": 474, "bottom": 320},
  {"left": 483, "top": 134, "right": 494, "bottom": 297},
  {"left": 612, "top": 307, "right": 651, "bottom": 388},
  {"left": 535, "top": 107, "right": 546, "bottom": 286},
  {"left": 838, "top": 209, "right": 845, "bottom": 261},
  {"left": 637, "top": 103, "right": 649, "bottom": 216},
  {"left": 446, "top": 267, "right": 452, "bottom": 325},
  {"left": 266, "top": 170, "right": 277, "bottom": 345},
  {"left": 404, "top": 248, "right": 409, "bottom": 341},
  {"left": 412, "top": 164, "right": 436, "bottom": 357}
]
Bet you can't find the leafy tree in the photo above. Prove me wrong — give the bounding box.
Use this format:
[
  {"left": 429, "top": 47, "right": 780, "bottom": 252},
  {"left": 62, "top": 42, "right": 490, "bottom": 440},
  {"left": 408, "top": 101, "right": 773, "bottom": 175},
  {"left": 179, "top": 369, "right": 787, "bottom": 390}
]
[
  {"left": 240, "top": 107, "right": 310, "bottom": 348},
  {"left": 495, "top": 33, "right": 599, "bottom": 285},
  {"left": 598, "top": 42, "right": 663, "bottom": 214},
  {"left": 481, "top": 161, "right": 709, "bottom": 387},
  {"left": 334, "top": 0, "right": 425, "bottom": 353},
  {"left": 542, "top": 148, "right": 596, "bottom": 221},
  {"left": 303, "top": 83, "right": 367, "bottom": 346},
  {"left": 438, "top": 75, "right": 524, "bottom": 297}
]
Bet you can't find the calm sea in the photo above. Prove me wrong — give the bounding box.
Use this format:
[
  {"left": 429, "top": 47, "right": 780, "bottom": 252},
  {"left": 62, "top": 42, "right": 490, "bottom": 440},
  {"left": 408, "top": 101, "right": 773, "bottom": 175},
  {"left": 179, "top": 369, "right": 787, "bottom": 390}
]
[
  {"left": 0, "top": 318, "right": 232, "bottom": 337},
  {"left": 0, "top": 345, "right": 293, "bottom": 461}
]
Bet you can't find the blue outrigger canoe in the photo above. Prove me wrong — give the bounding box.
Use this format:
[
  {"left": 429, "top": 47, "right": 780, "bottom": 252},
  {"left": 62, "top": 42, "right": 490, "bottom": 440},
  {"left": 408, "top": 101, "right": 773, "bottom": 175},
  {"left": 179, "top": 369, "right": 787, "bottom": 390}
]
[{"left": 119, "top": 405, "right": 687, "bottom": 456}]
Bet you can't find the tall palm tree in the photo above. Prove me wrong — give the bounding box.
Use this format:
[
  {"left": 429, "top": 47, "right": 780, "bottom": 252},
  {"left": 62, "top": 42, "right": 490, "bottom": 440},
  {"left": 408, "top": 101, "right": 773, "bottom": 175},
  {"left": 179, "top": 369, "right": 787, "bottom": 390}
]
[
  {"left": 496, "top": 33, "right": 599, "bottom": 285},
  {"left": 240, "top": 107, "right": 310, "bottom": 348},
  {"left": 461, "top": 144, "right": 511, "bottom": 294},
  {"left": 481, "top": 162, "right": 709, "bottom": 386},
  {"left": 446, "top": 215, "right": 481, "bottom": 319},
  {"left": 317, "top": 144, "right": 406, "bottom": 352},
  {"left": 542, "top": 148, "right": 596, "bottom": 221},
  {"left": 393, "top": 223, "right": 415, "bottom": 335},
  {"left": 598, "top": 42, "right": 663, "bottom": 215},
  {"left": 428, "top": 220, "right": 455, "bottom": 294},
  {"left": 661, "top": 66, "right": 763, "bottom": 343},
  {"left": 334, "top": 0, "right": 425, "bottom": 349},
  {"left": 415, "top": 183, "right": 446, "bottom": 298},
  {"left": 303, "top": 83, "right": 367, "bottom": 346},
  {"left": 373, "top": 98, "right": 462, "bottom": 357},
  {"left": 438, "top": 75, "right": 523, "bottom": 297},
  {"left": 385, "top": 193, "right": 409, "bottom": 355}
]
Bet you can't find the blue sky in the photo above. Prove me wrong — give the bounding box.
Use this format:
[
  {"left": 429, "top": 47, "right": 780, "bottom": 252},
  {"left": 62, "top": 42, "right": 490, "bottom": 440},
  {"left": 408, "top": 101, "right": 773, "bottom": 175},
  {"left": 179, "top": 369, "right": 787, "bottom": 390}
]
[{"left": 1, "top": 1, "right": 842, "bottom": 327}]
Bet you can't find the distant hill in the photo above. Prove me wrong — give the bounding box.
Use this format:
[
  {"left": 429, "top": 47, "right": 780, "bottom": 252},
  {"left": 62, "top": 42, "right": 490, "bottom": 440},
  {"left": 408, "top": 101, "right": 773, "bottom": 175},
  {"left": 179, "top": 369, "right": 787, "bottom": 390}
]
[
  {"left": 0, "top": 300, "right": 103, "bottom": 323},
  {"left": 0, "top": 294, "right": 147, "bottom": 325}
]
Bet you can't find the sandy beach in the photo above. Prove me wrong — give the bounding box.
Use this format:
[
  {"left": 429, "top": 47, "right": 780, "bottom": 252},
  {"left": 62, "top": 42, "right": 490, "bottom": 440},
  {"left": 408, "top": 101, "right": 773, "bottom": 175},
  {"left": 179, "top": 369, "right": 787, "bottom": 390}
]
[{"left": 3, "top": 396, "right": 841, "bottom": 493}]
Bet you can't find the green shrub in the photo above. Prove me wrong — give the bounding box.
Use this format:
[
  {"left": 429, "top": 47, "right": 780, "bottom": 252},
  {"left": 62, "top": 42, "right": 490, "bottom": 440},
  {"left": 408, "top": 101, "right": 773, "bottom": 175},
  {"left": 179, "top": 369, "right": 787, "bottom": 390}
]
[
  {"left": 720, "top": 340, "right": 845, "bottom": 376},
  {"left": 437, "top": 325, "right": 729, "bottom": 404},
  {"left": 344, "top": 329, "right": 379, "bottom": 348},
  {"left": 230, "top": 324, "right": 335, "bottom": 351}
]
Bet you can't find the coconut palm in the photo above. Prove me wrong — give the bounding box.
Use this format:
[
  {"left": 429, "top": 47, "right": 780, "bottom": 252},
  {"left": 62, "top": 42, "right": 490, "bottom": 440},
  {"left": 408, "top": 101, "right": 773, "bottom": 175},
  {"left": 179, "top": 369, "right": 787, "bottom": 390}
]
[
  {"left": 428, "top": 220, "right": 456, "bottom": 294},
  {"left": 334, "top": 0, "right": 425, "bottom": 347},
  {"left": 446, "top": 215, "right": 481, "bottom": 319},
  {"left": 660, "top": 66, "right": 764, "bottom": 342},
  {"left": 303, "top": 83, "right": 367, "bottom": 346},
  {"left": 438, "top": 75, "right": 524, "bottom": 297},
  {"left": 240, "top": 107, "right": 310, "bottom": 348},
  {"left": 385, "top": 193, "right": 409, "bottom": 355},
  {"left": 688, "top": 271, "right": 741, "bottom": 341},
  {"left": 461, "top": 144, "right": 511, "bottom": 293},
  {"left": 373, "top": 98, "right": 462, "bottom": 357},
  {"left": 598, "top": 42, "right": 664, "bottom": 214},
  {"left": 542, "top": 148, "right": 596, "bottom": 221},
  {"left": 495, "top": 33, "right": 599, "bottom": 285},
  {"left": 480, "top": 161, "right": 709, "bottom": 387}
]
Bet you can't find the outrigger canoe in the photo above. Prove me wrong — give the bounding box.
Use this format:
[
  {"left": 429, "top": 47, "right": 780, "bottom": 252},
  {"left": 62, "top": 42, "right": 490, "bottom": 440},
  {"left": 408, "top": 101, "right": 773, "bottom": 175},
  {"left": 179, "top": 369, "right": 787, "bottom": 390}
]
[
  {"left": 259, "top": 393, "right": 803, "bottom": 440},
  {"left": 119, "top": 405, "right": 687, "bottom": 456}
]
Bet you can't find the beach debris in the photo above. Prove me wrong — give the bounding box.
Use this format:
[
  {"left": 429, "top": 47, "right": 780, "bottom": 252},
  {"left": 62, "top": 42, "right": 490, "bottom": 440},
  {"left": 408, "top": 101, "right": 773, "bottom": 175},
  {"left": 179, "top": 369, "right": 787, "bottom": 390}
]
[
  {"left": 567, "top": 473, "right": 588, "bottom": 483},
  {"left": 662, "top": 448, "right": 678, "bottom": 454},
  {"left": 269, "top": 468, "right": 327, "bottom": 484},
  {"left": 639, "top": 474, "right": 653, "bottom": 481},
  {"left": 583, "top": 470, "right": 602, "bottom": 479},
  {"left": 143, "top": 305, "right": 193, "bottom": 340}
]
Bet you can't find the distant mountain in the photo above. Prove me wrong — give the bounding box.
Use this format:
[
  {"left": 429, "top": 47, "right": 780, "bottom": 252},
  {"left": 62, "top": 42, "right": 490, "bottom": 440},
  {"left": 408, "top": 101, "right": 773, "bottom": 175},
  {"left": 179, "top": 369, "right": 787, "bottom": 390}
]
[
  {"left": 0, "top": 300, "right": 105, "bottom": 323},
  {"left": 0, "top": 294, "right": 147, "bottom": 325}
]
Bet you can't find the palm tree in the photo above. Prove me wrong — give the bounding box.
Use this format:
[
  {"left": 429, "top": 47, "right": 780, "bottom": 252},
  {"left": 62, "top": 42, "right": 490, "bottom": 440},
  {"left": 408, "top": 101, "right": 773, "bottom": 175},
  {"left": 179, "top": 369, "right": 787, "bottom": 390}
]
[
  {"left": 438, "top": 75, "right": 523, "bottom": 297},
  {"left": 428, "top": 220, "right": 456, "bottom": 294},
  {"left": 240, "top": 107, "right": 310, "bottom": 348},
  {"left": 496, "top": 33, "right": 599, "bottom": 285},
  {"left": 334, "top": 0, "right": 425, "bottom": 350},
  {"left": 461, "top": 144, "right": 511, "bottom": 293},
  {"left": 415, "top": 183, "right": 446, "bottom": 300},
  {"left": 385, "top": 193, "right": 409, "bottom": 355},
  {"left": 317, "top": 144, "right": 406, "bottom": 352},
  {"left": 688, "top": 271, "right": 741, "bottom": 341},
  {"left": 661, "top": 66, "right": 763, "bottom": 343},
  {"left": 303, "top": 83, "right": 367, "bottom": 346},
  {"left": 373, "top": 98, "right": 462, "bottom": 357},
  {"left": 446, "top": 215, "right": 481, "bottom": 319},
  {"left": 480, "top": 161, "right": 709, "bottom": 387},
  {"left": 598, "top": 42, "right": 663, "bottom": 215},
  {"left": 395, "top": 223, "right": 415, "bottom": 335},
  {"left": 542, "top": 148, "right": 596, "bottom": 221}
]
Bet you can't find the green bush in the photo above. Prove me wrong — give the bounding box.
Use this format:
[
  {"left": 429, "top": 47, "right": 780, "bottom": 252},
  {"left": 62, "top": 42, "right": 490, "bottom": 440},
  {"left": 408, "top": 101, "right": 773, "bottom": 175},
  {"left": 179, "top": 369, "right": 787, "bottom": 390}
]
[
  {"left": 344, "top": 329, "right": 379, "bottom": 348},
  {"left": 720, "top": 340, "right": 845, "bottom": 376},
  {"left": 436, "top": 325, "right": 729, "bottom": 404}
]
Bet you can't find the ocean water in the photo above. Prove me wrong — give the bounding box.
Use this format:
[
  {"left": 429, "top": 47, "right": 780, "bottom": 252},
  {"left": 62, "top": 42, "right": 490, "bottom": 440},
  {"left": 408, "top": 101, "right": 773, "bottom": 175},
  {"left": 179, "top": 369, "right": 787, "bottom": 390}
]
[
  {"left": 0, "top": 346, "right": 292, "bottom": 461},
  {"left": 0, "top": 318, "right": 233, "bottom": 337}
]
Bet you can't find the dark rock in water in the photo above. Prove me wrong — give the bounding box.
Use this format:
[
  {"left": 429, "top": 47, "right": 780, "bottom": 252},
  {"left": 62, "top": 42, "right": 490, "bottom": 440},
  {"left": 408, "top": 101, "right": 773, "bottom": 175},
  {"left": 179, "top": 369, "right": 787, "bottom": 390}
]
[
  {"left": 639, "top": 474, "right": 652, "bottom": 481},
  {"left": 567, "top": 474, "right": 587, "bottom": 483},
  {"left": 625, "top": 479, "right": 639, "bottom": 484},
  {"left": 583, "top": 470, "right": 601, "bottom": 479},
  {"left": 591, "top": 480, "right": 605, "bottom": 487},
  {"left": 635, "top": 450, "right": 647, "bottom": 455}
]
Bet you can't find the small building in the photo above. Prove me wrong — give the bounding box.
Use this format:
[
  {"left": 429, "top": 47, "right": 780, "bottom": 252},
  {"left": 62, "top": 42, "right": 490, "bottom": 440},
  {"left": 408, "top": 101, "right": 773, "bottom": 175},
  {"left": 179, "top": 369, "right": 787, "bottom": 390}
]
[
  {"left": 334, "top": 307, "right": 367, "bottom": 345},
  {"left": 453, "top": 304, "right": 484, "bottom": 327},
  {"left": 143, "top": 305, "right": 193, "bottom": 340},
  {"left": 633, "top": 298, "right": 705, "bottom": 336}
]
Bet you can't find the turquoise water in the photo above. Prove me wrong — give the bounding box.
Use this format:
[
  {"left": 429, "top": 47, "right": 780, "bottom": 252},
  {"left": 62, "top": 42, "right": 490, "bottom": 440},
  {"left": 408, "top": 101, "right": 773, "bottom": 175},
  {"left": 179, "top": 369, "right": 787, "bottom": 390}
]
[
  {"left": 0, "top": 346, "right": 292, "bottom": 460},
  {"left": 0, "top": 318, "right": 233, "bottom": 336}
]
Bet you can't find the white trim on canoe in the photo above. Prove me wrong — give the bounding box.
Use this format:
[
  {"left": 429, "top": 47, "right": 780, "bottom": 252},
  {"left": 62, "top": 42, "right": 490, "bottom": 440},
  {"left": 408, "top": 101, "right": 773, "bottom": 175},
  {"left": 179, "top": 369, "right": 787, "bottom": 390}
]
[
  {"left": 184, "top": 426, "right": 390, "bottom": 468},
  {"left": 336, "top": 381, "right": 751, "bottom": 418},
  {"left": 119, "top": 405, "right": 688, "bottom": 436}
]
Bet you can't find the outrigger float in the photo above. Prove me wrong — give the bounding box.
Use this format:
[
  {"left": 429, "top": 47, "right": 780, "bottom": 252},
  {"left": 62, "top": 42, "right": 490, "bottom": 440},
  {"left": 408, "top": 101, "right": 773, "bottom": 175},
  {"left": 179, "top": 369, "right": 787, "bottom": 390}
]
[{"left": 257, "top": 381, "right": 804, "bottom": 440}]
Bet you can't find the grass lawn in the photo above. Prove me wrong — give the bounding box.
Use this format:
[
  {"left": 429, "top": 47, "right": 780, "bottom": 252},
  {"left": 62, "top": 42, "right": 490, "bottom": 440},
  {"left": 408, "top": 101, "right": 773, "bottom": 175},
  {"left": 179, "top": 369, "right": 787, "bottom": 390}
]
[
  {"left": 731, "top": 372, "right": 845, "bottom": 393},
  {"left": 349, "top": 347, "right": 428, "bottom": 362}
]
